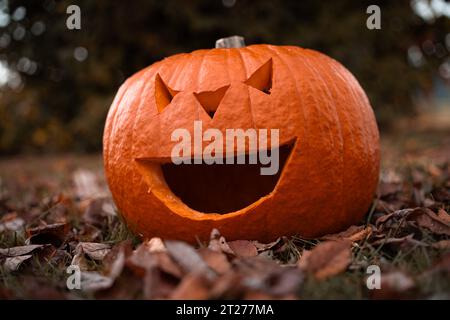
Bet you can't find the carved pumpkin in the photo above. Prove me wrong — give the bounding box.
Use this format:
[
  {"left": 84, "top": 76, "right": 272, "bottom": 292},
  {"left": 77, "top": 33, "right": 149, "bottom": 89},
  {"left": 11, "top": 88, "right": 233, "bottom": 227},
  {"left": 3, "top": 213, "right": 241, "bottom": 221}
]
[{"left": 103, "top": 41, "right": 380, "bottom": 243}]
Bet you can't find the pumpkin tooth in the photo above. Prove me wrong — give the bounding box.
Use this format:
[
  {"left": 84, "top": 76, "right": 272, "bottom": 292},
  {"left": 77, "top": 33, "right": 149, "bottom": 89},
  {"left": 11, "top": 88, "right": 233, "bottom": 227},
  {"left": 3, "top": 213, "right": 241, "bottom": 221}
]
[
  {"left": 245, "top": 58, "right": 272, "bottom": 94},
  {"left": 193, "top": 85, "right": 230, "bottom": 119},
  {"left": 155, "top": 73, "right": 179, "bottom": 112}
]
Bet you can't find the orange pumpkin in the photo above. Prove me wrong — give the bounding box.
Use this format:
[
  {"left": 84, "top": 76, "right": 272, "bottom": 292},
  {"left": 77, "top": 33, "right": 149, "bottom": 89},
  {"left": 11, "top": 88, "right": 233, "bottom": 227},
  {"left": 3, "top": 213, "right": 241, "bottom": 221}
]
[{"left": 103, "top": 41, "right": 380, "bottom": 243}]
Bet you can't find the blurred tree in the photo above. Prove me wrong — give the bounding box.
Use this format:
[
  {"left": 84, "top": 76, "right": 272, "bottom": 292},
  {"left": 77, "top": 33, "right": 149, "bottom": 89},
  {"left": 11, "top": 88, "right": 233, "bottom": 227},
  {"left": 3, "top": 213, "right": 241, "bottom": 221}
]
[{"left": 0, "top": 0, "right": 448, "bottom": 154}]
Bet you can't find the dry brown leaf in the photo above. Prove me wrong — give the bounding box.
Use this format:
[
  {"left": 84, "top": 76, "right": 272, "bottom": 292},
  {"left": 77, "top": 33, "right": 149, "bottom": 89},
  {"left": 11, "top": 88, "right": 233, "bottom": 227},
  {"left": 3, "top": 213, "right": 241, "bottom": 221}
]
[
  {"left": 154, "top": 252, "right": 183, "bottom": 278},
  {"left": 207, "top": 229, "right": 234, "bottom": 255},
  {"left": 145, "top": 237, "right": 166, "bottom": 253},
  {"left": 26, "top": 222, "right": 69, "bottom": 246},
  {"left": 198, "top": 248, "right": 232, "bottom": 275},
  {"left": 371, "top": 271, "right": 416, "bottom": 300},
  {"left": 126, "top": 242, "right": 158, "bottom": 275},
  {"left": 424, "top": 253, "right": 450, "bottom": 275},
  {"left": 82, "top": 197, "right": 116, "bottom": 225},
  {"left": 0, "top": 244, "right": 44, "bottom": 257},
  {"left": 80, "top": 271, "right": 115, "bottom": 291},
  {"left": 437, "top": 208, "right": 450, "bottom": 224},
  {"left": 322, "top": 225, "right": 372, "bottom": 242},
  {"left": 243, "top": 291, "right": 277, "bottom": 300},
  {"left": 94, "top": 270, "right": 143, "bottom": 300},
  {"left": 143, "top": 267, "right": 179, "bottom": 299},
  {"left": 126, "top": 242, "right": 182, "bottom": 279},
  {"left": 375, "top": 209, "right": 409, "bottom": 228},
  {"left": 81, "top": 243, "right": 127, "bottom": 292},
  {"left": 73, "top": 169, "right": 105, "bottom": 200},
  {"left": 410, "top": 208, "right": 450, "bottom": 236},
  {"left": 71, "top": 242, "right": 111, "bottom": 270},
  {"left": 3, "top": 255, "right": 32, "bottom": 271},
  {"left": 378, "top": 181, "right": 402, "bottom": 197},
  {"left": 104, "top": 243, "right": 128, "bottom": 279},
  {"left": 169, "top": 272, "right": 210, "bottom": 300},
  {"left": 265, "top": 268, "right": 303, "bottom": 296},
  {"left": 0, "top": 213, "right": 24, "bottom": 232},
  {"left": 371, "top": 234, "right": 428, "bottom": 248},
  {"left": 165, "top": 240, "right": 215, "bottom": 279},
  {"left": 228, "top": 240, "right": 258, "bottom": 257},
  {"left": 432, "top": 240, "right": 450, "bottom": 250},
  {"left": 252, "top": 238, "right": 282, "bottom": 252},
  {"left": 77, "top": 242, "right": 111, "bottom": 260},
  {"left": 209, "top": 272, "right": 243, "bottom": 299},
  {"left": 297, "top": 240, "right": 352, "bottom": 280},
  {"left": 229, "top": 257, "right": 303, "bottom": 297}
]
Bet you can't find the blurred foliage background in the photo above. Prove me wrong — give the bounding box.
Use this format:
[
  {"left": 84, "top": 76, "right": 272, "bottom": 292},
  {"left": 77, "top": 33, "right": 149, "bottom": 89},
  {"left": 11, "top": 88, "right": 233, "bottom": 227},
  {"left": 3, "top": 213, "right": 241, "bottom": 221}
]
[{"left": 0, "top": 0, "right": 449, "bottom": 154}]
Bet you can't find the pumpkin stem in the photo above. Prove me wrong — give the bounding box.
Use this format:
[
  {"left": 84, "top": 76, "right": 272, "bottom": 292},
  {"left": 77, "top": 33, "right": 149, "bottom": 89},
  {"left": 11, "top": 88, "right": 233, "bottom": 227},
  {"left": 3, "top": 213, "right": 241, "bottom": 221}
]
[{"left": 215, "top": 36, "right": 245, "bottom": 48}]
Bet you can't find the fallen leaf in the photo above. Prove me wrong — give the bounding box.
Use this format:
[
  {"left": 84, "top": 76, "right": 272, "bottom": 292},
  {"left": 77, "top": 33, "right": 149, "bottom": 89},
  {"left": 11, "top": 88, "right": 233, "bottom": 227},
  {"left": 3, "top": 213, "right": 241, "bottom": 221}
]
[
  {"left": 229, "top": 257, "right": 303, "bottom": 297},
  {"left": 26, "top": 222, "right": 70, "bottom": 247},
  {"left": 253, "top": 238, "right": 282, "bottom": 252},
  {"left": 165, "top": 240, "right": 215, "bottom": 279},
  {"left": 126, "top": 243, "right": 158, "bottom": 277},
  {"left": 77, "top": 224, "right": 101, "bottom": 242},
  {"left": 244, "top": 290, "right": 295, "bottom": 300},
  {"left": 423, "top": 253, "right": 450, "bottom": 275},
  {"left": 371, "top": 271, "right": 416, "bottom": 300},
  {"left": 80, "top": 242, "right": 127, "bottom": 292},
  {"left": 154, "top": 252, "right": 183, "bottom": 278},
  {"left": 432, "top": 240, "right": 450, "bottom": 250},
  {"left": 209, "top": 272, "right": 243, "bottom": 299},
  {"left": 371, "top": 234, "right": 428, "bottom": 248},
  {"left": 82, "top": 197, "right": 116, "bottom": 225},
  {"left": 322, "top": 225, "right": 372, "bottom": 242},
  {"left": 126, "top": 243, "right": 182, "bottom": 279},
  {"left": 0, "top": 244, "right": 44, "bottom": 257},
  {"left": 95, "top": 269, "right": 143, "bottom": 300},
  {"left": 3, "top": 255, "right": 32, "bottom": 271},
  {"left": 378, "top": 181, "right": 402, "bottom": 198},
  {"left": 437, "top": 208, "right": 450, "bottom": 224},
  {"left": 80, "top": 271, "right": 115, "bottom": 292},
  {"left": 21, "top": 276, "right": 69, "bottom": 299},
  {"left": 145, "top": 237, "right": 166, "bottom": 253},
  {"left": 0, "top": 213, "right": 24, "bottom": 232},
  {"left": 143, "top": 267, "right": 179, "bottom": 299},
  {"left": 169, "top": 272, "right": 211, "bottom": 300},
  {"left": 73, "top": 169, "right": 105, "bottom": 200},
  {"left": 71, "top": 242, "right": 111, "bottom": 269},
  {"left": 0, "top": 286, "right": 14, "bottom": 299},
  {"left": 104, "top": 243, "right": 128, "bottom": 279},
  {"left": 265, "top": 267, "right": 303, "bottom": 296},
  {"left": 297, "top": 240, "right": 352, "bottom": 280},
  {"left": 375, "top": 209, "right": 410, "bottom": 229},
  {"left": 410, "top": 208, "right": 450, "bottom": 236},
  {"left": 77, "top": 242, "right": 111, "bottom": 260},
  {"left": 207, "top": 229, "right": 234, "bottom": 255},
  {"left": 228, "top": 240, "right": 258, "bottom": 257},
  {"left": 198, "top": 248, "right": 231, "bottom": 275}
]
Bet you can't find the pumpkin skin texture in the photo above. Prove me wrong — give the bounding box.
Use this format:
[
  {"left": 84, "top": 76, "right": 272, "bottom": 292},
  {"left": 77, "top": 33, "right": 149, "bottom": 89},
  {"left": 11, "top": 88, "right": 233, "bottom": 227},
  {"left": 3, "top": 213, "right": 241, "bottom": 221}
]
[{"left": 103, "top": 44, "right": 380, "bottom": 243}]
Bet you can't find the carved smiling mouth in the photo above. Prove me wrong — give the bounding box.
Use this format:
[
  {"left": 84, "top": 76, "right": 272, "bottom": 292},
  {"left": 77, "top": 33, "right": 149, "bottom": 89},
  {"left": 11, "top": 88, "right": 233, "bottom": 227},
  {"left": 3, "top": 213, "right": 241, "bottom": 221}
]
[{"left": 136, "top": 141, "right": 295, "bottom": 214}]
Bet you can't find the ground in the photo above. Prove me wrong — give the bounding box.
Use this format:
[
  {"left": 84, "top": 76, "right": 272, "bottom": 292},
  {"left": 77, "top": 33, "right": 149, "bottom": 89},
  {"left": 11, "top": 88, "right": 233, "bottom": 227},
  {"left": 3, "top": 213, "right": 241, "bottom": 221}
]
[{"left": 0, "top": 116, "right": 449, "bottom": 299}]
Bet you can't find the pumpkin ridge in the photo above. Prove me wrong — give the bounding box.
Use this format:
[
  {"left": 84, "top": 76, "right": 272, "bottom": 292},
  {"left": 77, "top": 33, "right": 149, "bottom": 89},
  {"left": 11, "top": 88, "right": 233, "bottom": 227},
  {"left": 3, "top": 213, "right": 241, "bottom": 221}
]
[
  {"left": 303, "top": 50, "right": 347, "bottom": 227},
  {"left": 263, "top": 45, "right": 306, "bottom": 148},
  {"left": 269, "top": 45, "right": 341, "bottom": 231},
  {"left": 328, "top": 60, "right": 371, "bottom": 179}
]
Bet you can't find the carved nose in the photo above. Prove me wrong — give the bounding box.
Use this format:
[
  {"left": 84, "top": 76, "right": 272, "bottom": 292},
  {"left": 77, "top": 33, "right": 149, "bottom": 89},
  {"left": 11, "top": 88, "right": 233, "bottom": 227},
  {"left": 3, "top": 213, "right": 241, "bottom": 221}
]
[{"left": 193, "top": 85, "right": 230, "bottom": 119}]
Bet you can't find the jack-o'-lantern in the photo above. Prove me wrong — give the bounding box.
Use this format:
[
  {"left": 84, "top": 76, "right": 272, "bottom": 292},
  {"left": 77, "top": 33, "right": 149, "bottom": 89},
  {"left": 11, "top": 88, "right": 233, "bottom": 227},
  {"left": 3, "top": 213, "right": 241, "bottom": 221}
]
[{"left": 103, "top": 37, "right": 380, "bottom": 243}]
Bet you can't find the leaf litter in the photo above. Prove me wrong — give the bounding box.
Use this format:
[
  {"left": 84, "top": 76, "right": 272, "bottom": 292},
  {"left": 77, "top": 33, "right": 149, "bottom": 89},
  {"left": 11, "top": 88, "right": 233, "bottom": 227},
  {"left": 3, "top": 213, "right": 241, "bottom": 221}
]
[{"left": 0, "top": 152, "right": 449, "bottom": 299}]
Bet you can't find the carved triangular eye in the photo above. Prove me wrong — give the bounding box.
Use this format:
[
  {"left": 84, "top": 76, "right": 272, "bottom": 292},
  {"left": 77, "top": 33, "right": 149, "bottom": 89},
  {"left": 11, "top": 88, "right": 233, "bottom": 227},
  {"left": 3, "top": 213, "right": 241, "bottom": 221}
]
[
  {"left": 245, "top": 59, "right": 272, "bottom": 95},
  {"left": 155, "top": 73, "right": 179, "bottom": 112},
  {"left": 194, "top": 85, "right": 230, "bottom": 119}
]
